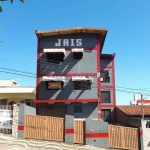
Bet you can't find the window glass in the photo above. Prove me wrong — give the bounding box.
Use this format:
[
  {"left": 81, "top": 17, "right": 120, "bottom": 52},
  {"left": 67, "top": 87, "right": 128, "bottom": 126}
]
[
  {"left": 101, "top": 91, "right": 111, "bottom": 103},
  {"left": 74, "top": 106, "right": 82, "bottom": 113},
  {"left": 73, "top": 81, "right": 92, "bottom": 90},
  {"left": 102, "top": 109, "right": 111, "bottom": 122},
  {"left": 100, "top": 70, "right": 110, "bottom": 82},
  {"left": 73, "top": 52, "right": 83, "bottom": 59}
]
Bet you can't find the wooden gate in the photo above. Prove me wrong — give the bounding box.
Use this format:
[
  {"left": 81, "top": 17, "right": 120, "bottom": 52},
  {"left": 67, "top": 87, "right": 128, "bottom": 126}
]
[
  {"left": 108, "top": 125, "right": 139, "bottom": 150},
  {"left": 74, "top": 120, "right": 85, "bottom": 144},
  {"left": 46, "top": 117, "right": 64, "bottom": 141},
  {"left": 24, "top": 115, "right": 64, "bottom": 141}
]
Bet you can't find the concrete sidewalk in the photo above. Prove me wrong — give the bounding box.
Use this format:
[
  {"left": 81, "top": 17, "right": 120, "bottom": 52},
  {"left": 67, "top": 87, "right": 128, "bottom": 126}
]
[{"left": 0, "top": 134, "right": 117, "bottom": 150}]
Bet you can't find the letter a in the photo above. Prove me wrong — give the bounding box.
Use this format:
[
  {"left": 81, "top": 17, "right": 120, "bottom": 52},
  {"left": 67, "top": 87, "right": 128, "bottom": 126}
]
[{"left": 63, "top": 39, "right": 69, "bottom": 46}]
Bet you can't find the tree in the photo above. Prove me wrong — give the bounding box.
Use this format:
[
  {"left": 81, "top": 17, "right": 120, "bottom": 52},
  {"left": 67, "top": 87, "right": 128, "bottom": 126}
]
[{"left": 0, "top": 0, "right": 24, "bottom": 12}]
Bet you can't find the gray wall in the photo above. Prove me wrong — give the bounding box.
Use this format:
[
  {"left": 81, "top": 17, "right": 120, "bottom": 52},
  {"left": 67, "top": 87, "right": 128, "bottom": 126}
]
[
  {"left": 65, "top": 115, "right": 74, "bottom": 143},
  {"left": 39, "top": 103, "right": 115, "bottom": 122},
  {"left": 100, "top": 58, "right": 112, "bottom": 67},
  {"left": 40, "top": 50, "right": 97, "bottom": 74},
  {"left": 85, "top": 119, "right": 109, "bottom": 148},
  {"left": 39, "top": 77, "right": 97, "bottom": 99},
  {"left": 40, "top": 33, "right": 97, "bottom": 48},
  {"left": 18, "top": 103, "right": 36, "bottom": 124}
]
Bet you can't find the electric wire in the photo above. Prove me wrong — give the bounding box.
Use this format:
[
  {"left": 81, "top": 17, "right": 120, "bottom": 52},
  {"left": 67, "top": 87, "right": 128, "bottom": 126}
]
[
  {"left": 0, "top": 67, "right": 150, "bottom": 95},
  {"left": 0, "top": 69, "right": 150, "bottom": 97}
]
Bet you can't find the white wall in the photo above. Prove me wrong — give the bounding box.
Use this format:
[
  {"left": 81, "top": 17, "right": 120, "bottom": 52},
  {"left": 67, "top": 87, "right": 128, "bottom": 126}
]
[{"left": 141, "top": 120, "right": 150, "bottom": 150}]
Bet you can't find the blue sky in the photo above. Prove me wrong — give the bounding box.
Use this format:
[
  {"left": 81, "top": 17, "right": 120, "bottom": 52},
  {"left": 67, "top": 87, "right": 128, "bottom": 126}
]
[{"left": 0, "top": 0, "right": 150, "bottom": 104}]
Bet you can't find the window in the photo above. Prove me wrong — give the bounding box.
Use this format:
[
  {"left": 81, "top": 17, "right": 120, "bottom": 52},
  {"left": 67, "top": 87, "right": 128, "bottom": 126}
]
[
  {"left": 47, "top": 52, "right": 64, "bottom": 63},
  {"left": 20, "top": 99, "right": 35, "bottom": 107},
  {"left": 146, "top": 122, "right": 150, "bottom": 128},
  {"left": 47, "top": 81, "right": 64, "bottom": 90},
  {"left": 73, "top": 81, "right": 92, "bottom": 90},
  {"left": 102, "top": 109, "right": 111, "bottom": 122},
  {"left": 101, "top": 91, "right": 111, "bottom": 103},
  {"left": 100, "top": 70, "right": 110, "bottom": 82},
  {"left": 74, "top": 106, "right": 82, "bottom": 113},
  {"left": 73, "top": 52, "right": 83, "bottom": 59}
]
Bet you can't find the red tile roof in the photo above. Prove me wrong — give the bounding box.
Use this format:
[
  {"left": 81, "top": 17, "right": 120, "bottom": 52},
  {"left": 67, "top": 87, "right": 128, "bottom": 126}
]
[{"left": 117, "top": 105, "right": 150, "bottom": 115}]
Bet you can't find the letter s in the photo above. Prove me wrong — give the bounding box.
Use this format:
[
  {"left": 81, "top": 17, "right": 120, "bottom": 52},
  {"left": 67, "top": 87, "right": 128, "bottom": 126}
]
[{"left": 76, "top": 39, "right": 82, "bottom": 46}]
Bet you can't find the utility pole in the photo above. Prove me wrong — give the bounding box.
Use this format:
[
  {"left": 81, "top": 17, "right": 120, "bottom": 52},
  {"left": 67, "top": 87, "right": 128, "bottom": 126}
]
[{"left": 141, "top": 94, "right": 144, "bottom": 120}]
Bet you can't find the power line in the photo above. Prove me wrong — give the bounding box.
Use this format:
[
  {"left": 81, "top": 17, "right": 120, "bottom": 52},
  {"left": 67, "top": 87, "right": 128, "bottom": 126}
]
[
  {"left": 1, "top": 52, "right": 150, "bottom": 82},
  {"left": 0, "top": 67, "right": 150, "bottom": 95}
]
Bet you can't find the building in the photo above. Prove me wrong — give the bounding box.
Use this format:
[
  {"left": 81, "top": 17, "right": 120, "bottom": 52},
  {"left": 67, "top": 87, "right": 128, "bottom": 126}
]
[
  {"left": 35, "top": 27, "right": 116, "bottom": 122},
  {"left": 116, "top": 105, "right": 150, "bottom": 150},
  {"left": 116, "top": 105, "right": 150, "bottom": 127},
  {"left": 130, "top": 93, "right": 150, "bottom": 105},
  {"left": 0, "top": 79, "right": 35, "bottom": 106}
]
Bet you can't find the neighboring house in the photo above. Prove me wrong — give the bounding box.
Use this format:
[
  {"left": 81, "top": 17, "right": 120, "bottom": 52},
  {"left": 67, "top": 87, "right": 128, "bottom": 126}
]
[
  {"left": 35, "top": 27, "right": 116, "bottom": 122},
  {"left": 0, "top": 79, "right": 20, "bottom": 87},
  {"left": 116, "top": 105, "right": 150, "bottom": 127},
  {"left": 117, "top": 105, "right": 150, "bottom": 150},
  {"left": 0, "top": 79, "right": 35, "bottom": 107}
]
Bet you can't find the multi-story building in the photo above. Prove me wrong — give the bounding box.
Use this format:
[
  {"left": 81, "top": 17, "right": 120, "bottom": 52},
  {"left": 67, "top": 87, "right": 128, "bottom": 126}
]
[
  {"left": 35, "top": 27, "right": 116, "bottom": 122},
  {"left": 130, "top": 93, "right": 150, "bottom": 106}
]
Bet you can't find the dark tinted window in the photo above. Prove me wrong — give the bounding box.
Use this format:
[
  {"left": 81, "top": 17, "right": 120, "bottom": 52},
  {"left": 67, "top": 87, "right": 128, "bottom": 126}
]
[
  {"left": 100, "top": 70, "right": 110, "bottom": 82},
  {"left": 74, "top": 106, "right": 82, "bottom": 113},
  {"left": 73, "top": 52, "right": 83, "bottom": 59},
  {"left": 102, "top": 109, "right": 111, "bottom": 122},
  {"left": 101, "top": 91, "right": 111, "bottom": 103},
  {"left": 73, "top": 81, "right": 92, "bottom": 90},
  {"left": 46, "top": 52, "right": 64, "bottom": 63}
]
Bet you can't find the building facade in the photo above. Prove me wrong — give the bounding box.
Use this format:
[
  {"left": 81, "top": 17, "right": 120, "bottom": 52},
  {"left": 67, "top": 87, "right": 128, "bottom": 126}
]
[
  {"left": 130, "top": 93, "right": 150, "bottom": 106},
  {"left": 0, "top": 79, "right": 35, "bottom": 106},
  {"left": 35, "top": 27, "right": 116, "bottom": 122}
]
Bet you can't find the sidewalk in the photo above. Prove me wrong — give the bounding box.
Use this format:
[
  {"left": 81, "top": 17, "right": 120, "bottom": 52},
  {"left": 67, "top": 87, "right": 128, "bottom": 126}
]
[{"left": 0, "top": 134, "right": 117, "bottom": 150}]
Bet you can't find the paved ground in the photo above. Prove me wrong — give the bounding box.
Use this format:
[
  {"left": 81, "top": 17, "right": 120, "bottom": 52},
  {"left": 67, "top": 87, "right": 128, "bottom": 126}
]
[{"left": 0, "top": 134, "right": 118, "bottom": 150}]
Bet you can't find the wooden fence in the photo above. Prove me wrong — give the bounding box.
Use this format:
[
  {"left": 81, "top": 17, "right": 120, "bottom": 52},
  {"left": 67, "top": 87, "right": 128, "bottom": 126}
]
[
  {"left": 24, "top": 115, "right": 64, "bottom": 141},
  {"left": 108, "top": 125, "right": 139, "bottom": 150},
  {"left": 74, "top": 120, "right": 85, "bottom": 144}
]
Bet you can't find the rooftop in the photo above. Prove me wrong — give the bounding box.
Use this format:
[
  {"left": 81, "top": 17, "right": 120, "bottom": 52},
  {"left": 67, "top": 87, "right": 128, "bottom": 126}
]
[
  {"left": 35, "top": 27, "right": 108, "bottom": 52},
  {"left": 117, "top": 105, "right": 150, "bottom": 115}
]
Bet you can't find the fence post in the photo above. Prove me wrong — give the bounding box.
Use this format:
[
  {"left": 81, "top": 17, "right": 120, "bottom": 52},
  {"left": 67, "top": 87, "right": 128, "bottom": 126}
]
[
  {"left": 65, "top": 115, "right": 74, "bottom": 143},
  {"left": 12, "top": 104, "right": 19, "bottom": 137},
  {"left": 139, "top": 127, "right": 144, "bottom": 150},
  {"left": 85, "top": 119, "right": 109, "bottom": 148}
]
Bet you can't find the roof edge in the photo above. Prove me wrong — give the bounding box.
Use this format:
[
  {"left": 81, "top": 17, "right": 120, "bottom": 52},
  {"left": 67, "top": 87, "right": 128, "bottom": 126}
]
[{"left": 35, "top": 27, "right": 108, "bottom": 36}]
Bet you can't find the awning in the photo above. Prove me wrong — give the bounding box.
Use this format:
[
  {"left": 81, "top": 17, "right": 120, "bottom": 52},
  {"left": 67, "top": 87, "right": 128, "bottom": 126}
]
[
  {"left": 71, "top": 48, "right": 84, "bottom": 53},
  {"left": 72, "top": 76, "right": 93, "bottom": 82},
  {"left": 43, "top": 48, "right": 65, "bottom": 55},
  {"left": 42, "top": 76, "right": 65, "bottom": 82}
]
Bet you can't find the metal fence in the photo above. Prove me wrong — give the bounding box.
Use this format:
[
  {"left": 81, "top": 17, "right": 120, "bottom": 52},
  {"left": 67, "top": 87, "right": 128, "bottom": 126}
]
[{"left": 0, "top": 105, "right": 13, "bottom": 134}]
